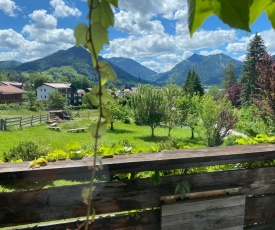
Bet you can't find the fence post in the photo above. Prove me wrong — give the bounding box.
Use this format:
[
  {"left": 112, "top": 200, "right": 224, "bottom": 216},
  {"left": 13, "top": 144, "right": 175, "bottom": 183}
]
[
  {"left": 4, "top": 118, "right": 7, "bottom": 130},
  {"left": 40, "top": 114, "right": 42, "bottom": 124},
  {"left": 0, "top": 119, "right": 3, "bottom": 130},
  {"left": 31, "top": 115, "right": 33, "bottom": 126},
  {"left": 19, "top": 117, "right": 22, "bottom": 128}
]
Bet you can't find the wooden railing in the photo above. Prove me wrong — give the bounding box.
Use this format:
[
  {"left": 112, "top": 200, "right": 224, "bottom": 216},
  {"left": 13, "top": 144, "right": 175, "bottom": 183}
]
[
  {"left": 1, "top": 144, "right": 275, "bottom": 229},
  {"left": 0, "top": 114, "right": 48, "bottom": 130}
]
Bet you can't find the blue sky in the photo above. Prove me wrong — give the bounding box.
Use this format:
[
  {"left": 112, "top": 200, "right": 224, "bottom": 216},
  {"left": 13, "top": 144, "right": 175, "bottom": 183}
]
[{"left": 0, "top": 0, "right": 274, "bottom": 73}]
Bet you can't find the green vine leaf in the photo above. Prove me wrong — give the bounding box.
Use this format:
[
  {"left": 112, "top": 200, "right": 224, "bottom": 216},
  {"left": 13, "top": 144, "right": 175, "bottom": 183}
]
[
  {"left": 74, "top": 23, "right": 89, "bottom": 47},
  {"left": 89, "top": 121, "right": 106, "bottom": 139},
  {"left": 102, "top": 106, "right": 112, "bottom": 123},
  {"left": 175, "top": 181, "right": 190, "bottom": 199},
  {"left": 87, "top": 86, "right": 114, "bottom": 105},
  {"left": 107, "top": 0, "right": 118, "bottom": 7},
  {"left": 188, "top": 0, "right": 251, "bottom": 36},
  {"left": 99, "top": 61, "right": 117, "bottom": 85},
  {"left": 91, "top": 23, "right": 109, "bottom": 67},
  {"left": 89, "top": 0, "right": 115, "bottom": 28},
  {"left": 249, "top": 0, "right": 272, "bottom": 25},
  {"left": 266, "top": 2, "right": 275, "bottom": 30}
]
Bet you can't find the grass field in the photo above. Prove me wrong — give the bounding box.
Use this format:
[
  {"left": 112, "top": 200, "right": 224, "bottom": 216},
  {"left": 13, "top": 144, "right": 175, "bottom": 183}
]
[{"left": 0, "top": 109, "right": 205, "bottom": 161}]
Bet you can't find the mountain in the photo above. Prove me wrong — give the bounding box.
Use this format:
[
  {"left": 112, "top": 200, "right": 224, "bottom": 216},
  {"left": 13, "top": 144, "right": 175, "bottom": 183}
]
[
  {"left": 0, "top": 60, "right": 22, "bottom": 70},
  {"left": 154, "top": 53, "right": 243, "bottom": 86},
  {"left": 11, "top": 46, "right": 149, "bottom": 86},
  {"left": 106, "top": 57, "right": 157, "bottom": 82}
]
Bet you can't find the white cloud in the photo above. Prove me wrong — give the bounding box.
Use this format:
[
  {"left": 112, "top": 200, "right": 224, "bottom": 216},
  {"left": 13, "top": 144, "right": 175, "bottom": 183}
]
[
  {"left": 50, "top": 0, "right": 82, "bottom": 18},
  {"left": 0, "top": 0, "right": 18, "bottom": 17},
  {"left": 260, "top": 29, "right": 275, "bottom": 53},
  {"left": 199, "top": 49, "right": 223, "bottom": 56},
  {"left": 0, "top": 9, "right": 75, "bottom": 62}
]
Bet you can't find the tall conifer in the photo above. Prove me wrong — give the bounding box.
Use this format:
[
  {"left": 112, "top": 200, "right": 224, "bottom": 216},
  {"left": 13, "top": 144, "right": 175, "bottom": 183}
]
[
  {"left": 240, "top": 33, "right": 267, "bottom": 105},
  {"left": 183, "top": 70, "right": 204, "bottom": 96}
]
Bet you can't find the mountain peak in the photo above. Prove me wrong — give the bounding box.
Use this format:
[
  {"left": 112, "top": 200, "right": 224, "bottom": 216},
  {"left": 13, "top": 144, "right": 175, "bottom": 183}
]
[{"left": 187, "top": 53, "right": 205, "bottom": 63}]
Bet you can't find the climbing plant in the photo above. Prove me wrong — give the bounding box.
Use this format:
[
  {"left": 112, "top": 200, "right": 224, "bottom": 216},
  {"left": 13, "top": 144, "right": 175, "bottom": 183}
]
[{"left": 74, "top": 0, "right": 118, "bottom": 228}]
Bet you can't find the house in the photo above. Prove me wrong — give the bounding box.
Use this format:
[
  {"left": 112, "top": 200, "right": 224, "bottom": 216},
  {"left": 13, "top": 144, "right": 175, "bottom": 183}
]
[
  {"left": 36, "top": 83, "right": 83, "bottom": 106},
  {"left": 0, "top": 85, "right": 26, "bottom": 104},
  {"left": 0, "top": 81, "right": 23, "bottom": 89}
]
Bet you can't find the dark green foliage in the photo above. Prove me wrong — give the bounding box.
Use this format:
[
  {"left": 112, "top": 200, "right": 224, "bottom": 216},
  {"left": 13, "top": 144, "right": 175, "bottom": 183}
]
[
  {"left": 47, "top": 91, "right": 68, "bottom": 110},
  {"left": 240, "top": 33, "right": 267, "bottom": 106},
  {"left": 183, "top": 70, "right": 204, "bottom": 96},
  {"left": 71, "top": 76, "right": 93, "bottom": 89},
  {"left": 222, "top": 62, "right": 237, "bottom": 90},
  {"left": 3, "top": 141, "right": 43, "bottom": 162},
  {"left": 235, "top": 105, "right": 267, "bottom": 136}
]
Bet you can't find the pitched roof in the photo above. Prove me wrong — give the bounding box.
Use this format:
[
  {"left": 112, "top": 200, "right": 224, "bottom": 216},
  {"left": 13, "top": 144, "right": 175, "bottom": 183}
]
[
  {"left": 0, "top": 85, "right": 27, "bottom": 94},
  {"left": 43, "top": 83, "right": 71, "bottom": 89}
]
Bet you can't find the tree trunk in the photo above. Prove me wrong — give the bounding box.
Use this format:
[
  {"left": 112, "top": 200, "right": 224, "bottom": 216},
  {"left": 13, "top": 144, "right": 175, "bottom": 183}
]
[
  {"left": 168, "top": 127, "right": 172, "bottom": 137},
  {"left": 110, "top": 122, "right": 114, "bottom": 130},
  {"left": 151, "top": 126, "right": 155, "bottom": 137},
  {"left": 191, "top": 127, "right": 194, "bottom": 139}
]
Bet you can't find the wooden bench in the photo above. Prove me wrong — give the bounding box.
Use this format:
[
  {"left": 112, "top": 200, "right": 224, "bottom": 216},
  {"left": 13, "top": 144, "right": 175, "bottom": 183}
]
[
  {"left": 67, "top": 128, "right": 86, "bottom": 133},
  {"left": 47, "top": 126, "right": 60, "bottom": 131},
  {"left": 50, "top": 122, "right": 58, "bottom": 127}
]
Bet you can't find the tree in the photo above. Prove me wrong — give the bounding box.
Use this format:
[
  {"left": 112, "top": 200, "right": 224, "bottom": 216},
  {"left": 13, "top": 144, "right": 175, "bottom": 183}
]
[
  {"left": 162, "top": 79, "right": 180, "bottom": 137},
  {"left": 222, "top": 62, "right": 237, "bottom": 90},
  {"left": 183, "top": 70, "right": 204, "bottom": 96},
  {"left": 224, "top": 83, "right": 242, "bottom": 108},
  {"left": 131, "top": 85, "right": 166, "bottom": 137},
  {"left": 104, "top": 102, "right": 128, "bottom": 130},
  {"left": 71, "top": 76, "right": 93, "bottom": 89},
  {"left": 254, "top": 53, "right": 275, "bottom": 122},
  {"left": 24, "top": 91, "right": 37, "bottom": 107},
  {"left": 47, "top": 91, "right": 68, "bottom": 110},
  {"left": 207, "top": 85, "right": 222, "bottom": 101},
  {"left": 176, "top": 94, "right": 200, "bottom": 139},
  {"left": 197, "top": 96, "right": 238, "bottom": 147},
  {"left": 240, "top": 33, "right": 267, "bottom": 105}
]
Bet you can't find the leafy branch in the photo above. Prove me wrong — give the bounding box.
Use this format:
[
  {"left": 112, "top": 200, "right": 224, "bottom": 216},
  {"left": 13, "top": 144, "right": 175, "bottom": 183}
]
[{"left": 74, "top": 0, "right": 118, "bottom": 229}]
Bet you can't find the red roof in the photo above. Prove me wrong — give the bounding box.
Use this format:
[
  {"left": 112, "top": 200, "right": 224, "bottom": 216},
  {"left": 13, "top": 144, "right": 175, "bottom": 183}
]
[{"left": 0, "top": 85, "right": 27, "bottom": 95}]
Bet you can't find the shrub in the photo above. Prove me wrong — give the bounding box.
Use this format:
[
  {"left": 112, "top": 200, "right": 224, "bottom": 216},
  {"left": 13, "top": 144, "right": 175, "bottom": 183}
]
[
  {"left": 3, "top": 141, "right": 43, "bottom": 162},
  {"left": 222, "top": 135, "right": 244, "bottom": 146},
  {"left": 124, "top": 116, "right": 132, "bottom": 124}
]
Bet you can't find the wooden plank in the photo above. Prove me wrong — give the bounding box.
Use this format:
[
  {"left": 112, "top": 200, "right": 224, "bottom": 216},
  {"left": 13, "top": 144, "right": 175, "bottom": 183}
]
[
  {"left": 161, "top": 196, "right": 246, "bottom": 229},
  {"left": 162, "top": 216, "right": 244, "bottom": 230},
  {"left": 1, "top": 144, "right": 275, "bottom": 175},
  {"left": 2, "top": 165, "right": 275, "bottom": 198},
  {"left": 7, "top": 209, "right": 160, "bottom": 230},
  {"left": 0, "top": 181, "right": 160, "bottom": 226},
  {"left": 245, "top": 195, "right": 275, "bottom": 225},
  {"left": 245, "top": 221, "right": 275, "bottom": 229},
  {"left": 162, "top": 195, "right": 245, "bottom": 216},
  {"left": 1, "top": 170, "right": 275, "bottom": 226}
]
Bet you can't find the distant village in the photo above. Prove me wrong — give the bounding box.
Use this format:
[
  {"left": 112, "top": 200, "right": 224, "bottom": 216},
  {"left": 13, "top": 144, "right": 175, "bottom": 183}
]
[{"left": 0, "top": 81, "right": 137, "bottom": 105}]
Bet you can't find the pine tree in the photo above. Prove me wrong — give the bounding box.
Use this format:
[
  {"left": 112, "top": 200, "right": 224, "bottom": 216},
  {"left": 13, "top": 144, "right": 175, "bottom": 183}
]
[
  {"left": 183, "top": 70, "right": 204, "bottom": 96},
  {"left": 222, "top": 62, "right": 237, "bottom": 90},
  {"left": 240, "top": 33, "right": 267, "bottom": 106}
]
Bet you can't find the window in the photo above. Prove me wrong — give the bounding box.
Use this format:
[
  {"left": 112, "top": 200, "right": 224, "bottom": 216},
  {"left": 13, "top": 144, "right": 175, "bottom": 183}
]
[
  {"left": 44, "top": 88, "right": 46, "bottom": 92},
  {"left": 45, "top": 95, "right": 46, "bottom": 98}
]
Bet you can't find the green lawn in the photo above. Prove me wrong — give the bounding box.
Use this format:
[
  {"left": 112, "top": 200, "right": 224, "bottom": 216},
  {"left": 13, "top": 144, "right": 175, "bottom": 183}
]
[{"left": 0, "top": 113, "right": 204, "bottom": 161}]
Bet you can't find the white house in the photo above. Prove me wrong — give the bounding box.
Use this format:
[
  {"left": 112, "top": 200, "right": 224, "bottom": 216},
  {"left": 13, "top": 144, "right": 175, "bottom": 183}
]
[{"left": 36, "top": 83, "right": 83, "bottom": 106}]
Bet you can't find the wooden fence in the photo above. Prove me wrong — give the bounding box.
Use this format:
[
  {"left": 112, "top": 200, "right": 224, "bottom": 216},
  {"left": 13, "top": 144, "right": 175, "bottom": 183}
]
[
  {"left": 0, "top": 114, "right": 48, "bottom": 130},
  {"left": 1, "top": 144, "right": 275, "bottom": 229}
]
